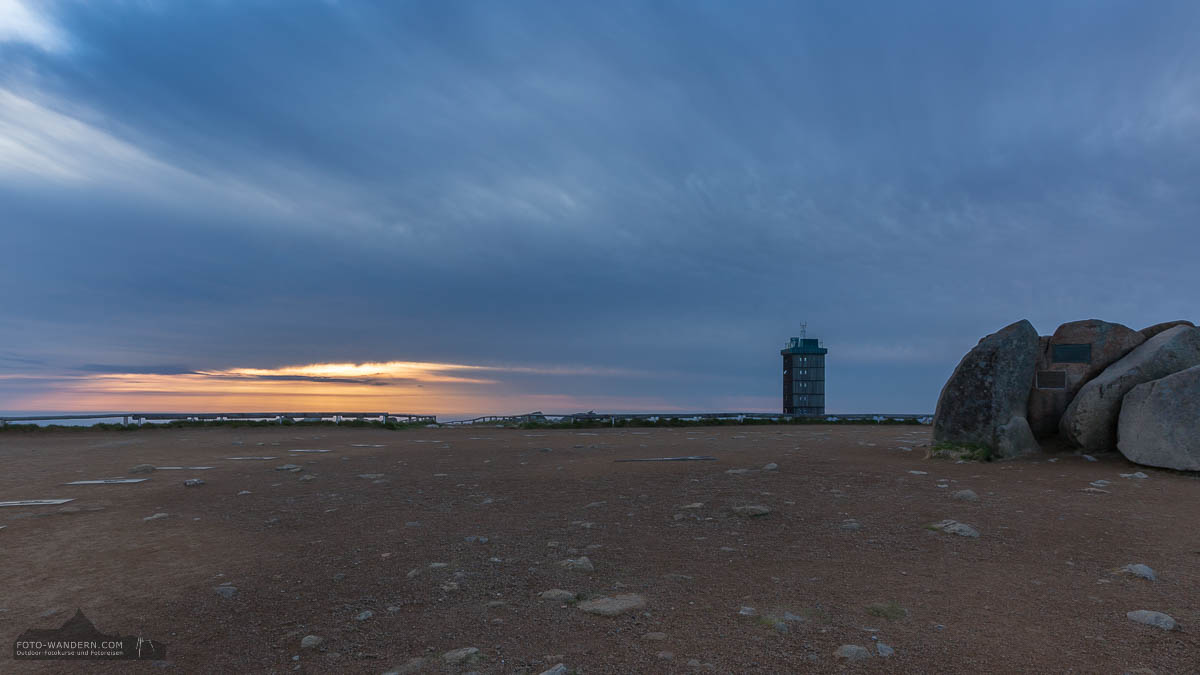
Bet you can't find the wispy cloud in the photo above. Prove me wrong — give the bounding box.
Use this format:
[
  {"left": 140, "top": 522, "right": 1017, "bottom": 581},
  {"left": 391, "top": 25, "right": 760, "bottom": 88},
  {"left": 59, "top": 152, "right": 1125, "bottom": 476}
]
[{"left": 0, "top": 0, "right": 67, "bottom": 53}]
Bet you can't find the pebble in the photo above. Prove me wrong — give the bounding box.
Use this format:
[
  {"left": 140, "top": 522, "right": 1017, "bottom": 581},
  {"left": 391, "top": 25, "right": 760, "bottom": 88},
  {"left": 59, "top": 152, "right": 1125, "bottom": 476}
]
[
  {"left": 908, "top": 470, "right": 928, "bottom": 475},
  {"left": 1090, "top": 480, "right": 1111, "bottom": 487},
  {"left": 725, "top": 469, "right": 752, "bottom": 475},
  {"left": 763, "top": 463, "right": 778, "bottom": 471},
  {"left": 539, "top": 665, "right": 568, "bottom": 675},
  {"left": 1122, "top": 564, "right": 1157, "bottom": 581},
  {"left": 383, "top": 657, "right": 427, "bottom": 674},
  {"left": 656, "top": 651, "right": 674, "bottom": 660},
  {"left": 129, "top": 464, "right": 156, "bottom": 474},
  {"left": 738, "top": 606, "right": 757, "bottom": 616},
  {"left": 237, "top": 490, "right": 252, "bottom": 496},
  {"left": 298, "top": 474, "right": 315, "bottom": 482},
  {"left": 840, "top": 519, "right": 862, "bottom": 531},
  {"left": 585, "top": 501, "right": 606, "bottom": 508},
  {"left": 183, "top": 479, "right": 205, "bottom": 487},
  {"left": 643, "top": 632, "right": 667, "bottom": 641},
  {"left": 213, "top": 586, "right": 238, "bottom": 599},
  {"left": 354, "top": 610, "right": 373, "bottom": 621},
  {"left": 1082, "top": 454, "right": 1098, "bottom": 462},
  {"left": 559, "top": 557, "right": 595, "bottom": 572},
  {"left": 358, "top": 473, "right": 384, "bottom": 479},
  {"left": 300, "top": 635, "right": 323, "bottom": 649},
  {"left": 952, "top": 489, "right": 979, "bottom": 502},
  {"left": 679, "top": 503, "right": 704, "bottom": 509},
  {"left": 442, "top": 647, "right": 482, "bottom": 665},
  {"left": 876, "top": 642, "right": 895, "bottom": 657},
  {"left": 464, "top": 535, "right": 489, "bottom": 544},
  {"left": 143, "top": 513, "right": 169, "bottom": 521},
  {"left": 1120, "top": 472, "right": 1149, "bottom": 479},
  {"left": 835, "top": 644, "right": 871, "bottom": 661},
  {"left": 576, "top": 593, "right": 646, "bottom": 616},
  {"left": 275, "top": 464, "right": 303, "bottom": 472},
  {"left": 930, "top": 520, "right": 980, "bottom": 538},
  {"left": 539, "top": 589, "right": 577, "bottom": 602},
  {"left": 731, "top": 505, "right": 770, "bottom": 517},
  {"left": 1126, "top": 610, "right": 1177, "bottom": 630}
]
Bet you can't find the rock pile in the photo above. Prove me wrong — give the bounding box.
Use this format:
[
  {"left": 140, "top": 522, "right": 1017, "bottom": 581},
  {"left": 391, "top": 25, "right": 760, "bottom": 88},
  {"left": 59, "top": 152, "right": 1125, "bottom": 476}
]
[{"left": 934, "top": 319, "right": 1200, "bottom": 469}]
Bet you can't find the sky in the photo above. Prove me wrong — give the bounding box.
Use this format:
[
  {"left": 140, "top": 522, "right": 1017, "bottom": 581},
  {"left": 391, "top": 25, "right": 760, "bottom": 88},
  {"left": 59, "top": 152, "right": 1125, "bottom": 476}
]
[{"left": 1, "top": 0, "right": 1198, "bottom": 418}]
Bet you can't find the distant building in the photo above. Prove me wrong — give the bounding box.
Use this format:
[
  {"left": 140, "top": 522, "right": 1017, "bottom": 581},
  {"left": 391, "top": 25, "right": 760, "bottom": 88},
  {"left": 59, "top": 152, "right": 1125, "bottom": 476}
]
[{"left": 782, "top": 335, "right": 826, "bottom": 415}]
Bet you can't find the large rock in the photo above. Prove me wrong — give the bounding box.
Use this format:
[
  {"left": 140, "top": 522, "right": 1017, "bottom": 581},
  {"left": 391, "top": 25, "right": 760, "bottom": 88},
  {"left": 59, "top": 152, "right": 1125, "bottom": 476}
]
[
  {"left": 1117, "top": 365, "right": 1200, "bottom": 470},
  {"left": 934, "top": 320, "right": 1040, "bottom": 458},
  {"left": 1140, "top": 320, "right": 1195, "bottom": 340},
  {"left": 1027, "top": 320, "right": 1145, "bottom": 438},
  {"left": 1061, "top": 325, "right": 1200, "bottom": 453}
]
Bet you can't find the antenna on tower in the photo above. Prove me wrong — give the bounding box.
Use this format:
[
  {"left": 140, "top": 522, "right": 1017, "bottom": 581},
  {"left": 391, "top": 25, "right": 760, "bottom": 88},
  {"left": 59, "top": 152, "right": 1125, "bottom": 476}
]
[{"left": 798, "top": 322, "right": 807, "bottom": 339}]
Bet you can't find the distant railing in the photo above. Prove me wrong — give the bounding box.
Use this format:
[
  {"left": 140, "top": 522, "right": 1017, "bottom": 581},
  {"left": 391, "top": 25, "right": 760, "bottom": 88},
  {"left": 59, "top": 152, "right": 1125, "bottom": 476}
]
[
  {"left": 440, "top": 411, "right": 933, "bottom": 425},
  {"left": 0, "top": 410, "right": 933, "bottom": 428},
  {"left": 0, "top": 412, "right": 436, "bottom": 426}
]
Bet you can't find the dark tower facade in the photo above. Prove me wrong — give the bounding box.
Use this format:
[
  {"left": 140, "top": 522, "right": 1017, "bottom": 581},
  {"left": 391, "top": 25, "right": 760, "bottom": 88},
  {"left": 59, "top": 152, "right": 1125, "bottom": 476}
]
[{"left": 782, "top": 336, "right": 827, "bottom": 415}]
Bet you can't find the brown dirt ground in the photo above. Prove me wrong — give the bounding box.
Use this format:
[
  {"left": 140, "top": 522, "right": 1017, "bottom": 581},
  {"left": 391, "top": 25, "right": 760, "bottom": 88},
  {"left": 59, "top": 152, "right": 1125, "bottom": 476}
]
[{"left": 0, "top": 424, "right": 1197, "bottom": 674}]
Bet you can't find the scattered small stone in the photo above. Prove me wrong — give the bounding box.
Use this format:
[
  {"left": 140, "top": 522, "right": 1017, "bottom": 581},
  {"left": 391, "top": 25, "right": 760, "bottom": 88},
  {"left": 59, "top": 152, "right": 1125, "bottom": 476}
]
[
  {"left": 298, "top": 474, "right": 315, "bottom": 482},
  {"left": 952, "top": 489, "right": 979, "bottom": 502},
  {"left": 732, "top": 505, "right": 770, "bottom": 517},
  {"left": 213, "top": 586, "right": 238, "bottom": 599},
  {"left": 464, "top": 535, "right": 490, "bottom": 544},
  {"left": 738, "top": 606, "right": 756, "bottom": 616},
  {"left": 835, "top": 644, "right": 871, "bottom": 661},
  {"left": 1090, "top": 480, "right": 1111, "bottom": 487},
  {"left": 237, "top": 490, "right": 252, "bottom": 496},
  {"left": 539, "top": 665, "right": 568, "bottom": 675},
  {"left": 585, "top": 501, "right": 606, "bottom": 508},
  {"left": 129, "top": 464, "right": 156, "bottom": 474},
  {"left": 300, "top": 635, "right": 323, "bottom": 649},
  {"left": 559, "top": 557, "right": 594, "bottom": 572},
  {"left": 1126, "top": 610, "right": 1177, "bottom": 630},
  {"left": 725, "top": 469, "right": 752, "bottom": 475},
  {"left": 183, "top": 479, "right": 205, "bottom": 487},
  {"left": 275, "top": 464, "right": 303, "bottom": 472},
  {"left": 876, "top": 642, "right": 895, "bottom": 657},
  {"left": 908, "top": 470, "right": 928, "bottom": 475},
  {"left": 1082, "top": 454, "right": 1098, "bottom": 462},
  {"left": 840, "top": 519, "right": 861, "bottom": 531},
  {"left": 643, "top": 632, "right": 667, "bottom": 641},
  {"left": 429, "top": 562, "right": 448, "bottom": 569},
  {"left": 657, "top": 651, "right": 674, "bottom": 660},
  {"left": 576, "top": 593, "right": 646, "bottom": 616},
  {"left": 930, "top": 520, "right": 980, "bottom": 538},
  {"left": 1081, "top": 487, "right": 1110, "bottom": 494},
  {"left": 358, "top": 474, "right": 383, "bottom": 479},
  {"left": 679, "top": 503, "right": 703, "bottom": 510},
  {"left": 1122, "top": 564, "right": 1157, "bottom": 581},
  {"left": 782, "top": 611, "right": 805, "bottom": 622},
  {"left": 539, "top": 589, "right": 577, "bottom": 602},
  {"left": 1120, "top": 472, "right": 1149, "bottom": 479},
  {"left": 663, "top": 573, "right": 693, "bottom": 581},
  {"left": 441, "top": 647, "right": 482, "bottom": 665},
  {"left": 763, "top": 462, "right": 778, "bottom": 471},
  {"left": 143, "top": 513, "right": 169, "bottom": 522},
  {"left": 383, "top": 657, "right": 427, "bottom": 674},
  {"left": 355, "top": 610, "right": 373, "bottom": 621}
]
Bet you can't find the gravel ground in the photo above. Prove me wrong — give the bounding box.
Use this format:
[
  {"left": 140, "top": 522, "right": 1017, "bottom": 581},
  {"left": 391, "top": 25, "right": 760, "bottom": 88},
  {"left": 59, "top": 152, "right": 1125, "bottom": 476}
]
[{"left": 1, "top": 424, "right": 1196, "bottom": 673}]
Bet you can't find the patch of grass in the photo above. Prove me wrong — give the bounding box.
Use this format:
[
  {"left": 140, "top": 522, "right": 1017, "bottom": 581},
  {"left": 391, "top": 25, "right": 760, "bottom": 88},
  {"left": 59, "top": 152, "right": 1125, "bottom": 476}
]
[
  {"left": 0, "top": 419, "right": 430, "bottom": 433},
  {"left": 865, "top": 601, "right": 908, "bottom": 621},
  {"left": 927, "top": 441, "right": 992, "bottom": 462}
]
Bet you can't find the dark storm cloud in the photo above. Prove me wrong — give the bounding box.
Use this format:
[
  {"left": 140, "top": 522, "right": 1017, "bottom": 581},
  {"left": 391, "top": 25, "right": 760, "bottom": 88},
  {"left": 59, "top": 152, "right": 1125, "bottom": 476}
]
[{"left": 2, "top": 0, "right": 1199, "bottom": 412}]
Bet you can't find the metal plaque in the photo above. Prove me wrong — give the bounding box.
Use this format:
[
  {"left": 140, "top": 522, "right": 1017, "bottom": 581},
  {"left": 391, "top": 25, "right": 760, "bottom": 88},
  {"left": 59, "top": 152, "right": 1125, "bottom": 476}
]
[
  {"left": 1036, "top": 370, "right": 1068, "bottom": 389},
  {"left": 1052, "top": 343, "right": 1092, "bottom": 363}
]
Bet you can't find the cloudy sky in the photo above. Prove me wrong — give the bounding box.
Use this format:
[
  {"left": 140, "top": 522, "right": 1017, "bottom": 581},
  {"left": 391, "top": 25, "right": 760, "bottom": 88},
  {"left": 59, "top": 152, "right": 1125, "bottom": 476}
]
[{"left": 1, "top": 1, "right": 1197, "bottom": 417}]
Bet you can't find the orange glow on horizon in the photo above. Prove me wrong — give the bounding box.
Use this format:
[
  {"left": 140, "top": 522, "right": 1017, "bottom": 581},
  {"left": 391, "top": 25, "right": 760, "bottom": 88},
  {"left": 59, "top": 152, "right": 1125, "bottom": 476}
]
[{"left": 4, "top": 359, "right": 686, "bottom": 417}]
